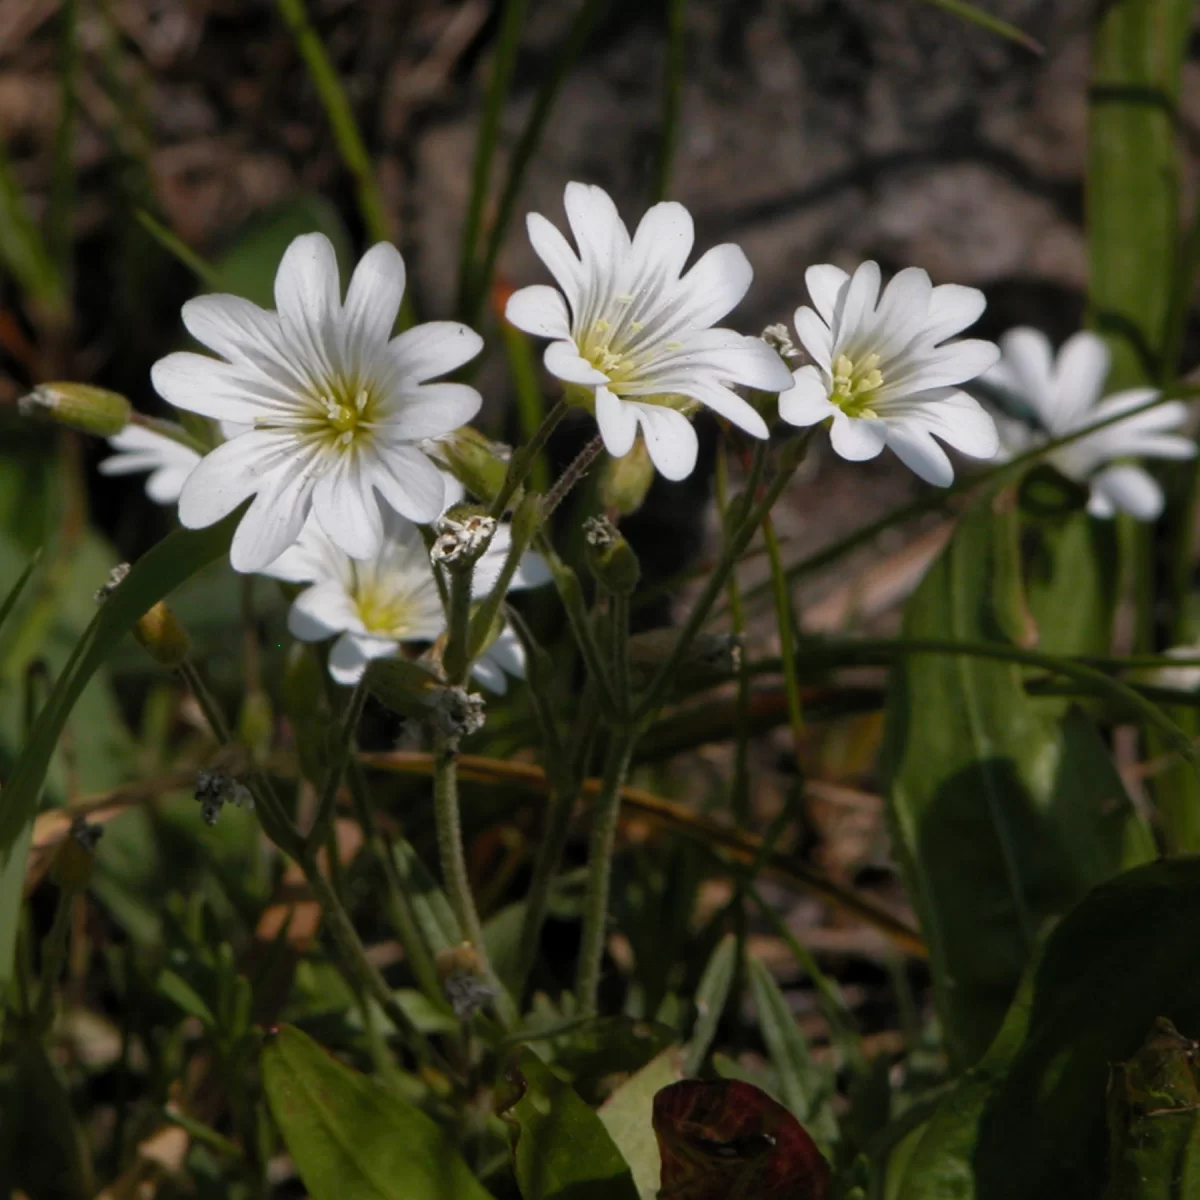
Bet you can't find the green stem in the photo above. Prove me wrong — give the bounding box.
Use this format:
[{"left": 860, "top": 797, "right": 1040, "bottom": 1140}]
[
  {"left": 612, "top": 590, "right": 632, "bottom": 718},
  {"left": 502, "top": 323, "right": 551, "bottom": 492},
  {"left": 442, "top": 566, "right": 475, "bottom": 685},
  {"left": 432, "top": 730, "right": 515, "bottom": 1026},
  {"left": 468, "top": 0, "right": 606, "bottom": 324},
  {"left": 762, "top": 511, "right": 804, "bottom": 753},
  {"left": 652, "top": 0, "right": 687, "bottom": 203},
  {"left": 467, "top": 493, "right": 540, "bottom": 662},
  {"left": 575, "top": 730, "right": 638, "bottom": 1014},
  {"left": 457, "top": 0, "right": 531, "bottom": 315},
  {"left": 304, "top": 680, "right": 367, "bottom": 857},
  {"left": 490, "top": 398, "right": 568, "bottom": 518},
  {"left": 34, "top": 887, "right": 74, "bottom": 1031}
]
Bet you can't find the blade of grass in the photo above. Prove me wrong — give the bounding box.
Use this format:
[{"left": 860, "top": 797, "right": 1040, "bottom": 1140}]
[
  {"left": 135, "top": 211, "right": 220, "bottom": 288},
  {"left": 457, "top": 0, "right": 531, "bottom": 316},
  {"left": 467, "top": 0, "right": 606, "bottom": 325},
  {"left": 920, "top": 0, "right": 1043, "bottom": 53},
  {"left": 762, "top": 510, "right": 804, "bottom": 757},
  {"left": 47, "top": 0, "right": 78, "bottom": 292},
  {"left": 0, "top": 144, "right": 65, "bottom": 318},
  {"left": 651, "top": 0, "right": 687, "bottom": 203},
  {"left": 0, "top": 550, "right": 42, "bottom": 637},
  {"left": 499, "top": 310, "right": 550, "bottom": 493}
]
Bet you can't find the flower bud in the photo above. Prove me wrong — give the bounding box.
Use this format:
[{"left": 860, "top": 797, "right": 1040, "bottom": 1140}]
[
  {"left": 366, "top": 656, "right": 441, "bottom": 720},
  {"left": 599, "top": 438, "right": 655, "bottom": 516},
  {"left": 132, "top": 602, "right": 192, "bottom": 666},
  {"left": 583, "top": 516, "right": 640, "bottom": 595},
  {"left": 436, "top": 427, "right": 512, "bottom": 505},
  {"left": 431, "top": 505, "right": 497, "bottom": 571},
  {"left": 20, "top": 382, "right": 132, "bottom": 437}
]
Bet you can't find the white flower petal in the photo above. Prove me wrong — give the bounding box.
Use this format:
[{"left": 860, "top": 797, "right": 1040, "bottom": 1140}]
[
  {"left": 544, "top": 340, "right": 610, "bottom": 386},
  {"left": 505, "top": 285, "right": 572, "bottom": 340},
  {"left": 832, "top": 261, "right": 882, "bottom": 351},
  {"left": 1088, "top": 464, "right": 1164, "bottom": 521},
  {"left": 870, "top": 267, "right": 932, "bottom": 354},
  {"left": 527, "top": 212, "right": 584, "bottom": 309},
  {"left": 885, "top": 424, "right": 955, "bottom": 486},
  {"left": 313, "top": 462, "right": 385, "bottom": 560},
  {"left": 177, "top": 430, "right": 301, "bottom": 530},
  {"left": 151, "top": 352, "right": 283, "bottom": 422},
  {"left": 180, "top": 295, "right": 304, "bottom": 387},
  {"left": 384, "top": 381, "right": 483, "bottom": 441},
  {"left": 924, "top": 283, "right": 987, "bottom": 345},
  {"left": 367, "top": 444, "right": 448, "bottom": 524},
  {"left": 885, "top": 338, "right": 1000, "bottom": 395},
  {"left": 229, "top": 463, "right": 315, "bottom": 573},
  {"left": 511, "top": 549, "right": 552, "bottom": 590},
  {"left": 387, "top": 321, "right": 483, "bottom": 383},
  {"left": 485, "top": 626, "right": 527, "bottom": 678},
  {"left": 828, "top": 411, "right": 887, "bottom": 461},
  {"left": 595, "top": 387, "right": 639, "bottom": 457},
  {"left": 672, "top": 243, "right": 753, "bottom": 331},
  {"left": 342, "top": 241, "right": 406, "bottom": 364},
  {"left": 887, "top": 390, "right": 999, "bottom": 459},
  {"left": 1052, "top": 332, "right": 1110, "bottom": 429},
  {"left": 994, "top": 327, "right": 1056, "bottom": 424},
  {"left": 564, "top": 181, "right": 632, "bottom": 271},
  {"left": 274, "top": 232, "right": 341, "bottom": 377},
  {"left": 679, "top": 379, "right": 769, "bottom": 439},
  {"left": 329, "top": 633, "right": 379, "bottom": 685},
  {"left": 631, "top": 403, "right": 698, "bottom": 481},
  {"left": 290, "top": 581, "right": 360, "bottom": 640},
  {"left": 805, "top": 264, "right": 849, "bottom": 325},
  {"left": 778, "top": 365, "right": 836, "bottom": 428},
  {"left": 631, "top": 201, "right": 695, "bottom": 286},
  {"left": 793, "top": 306, "right": 833, "bottom": 371},
  {"left": 145, "top": 467, "right": 194, "bottom": 505},
  {"left": 470, "top": 655, "right": 509, "bottom": 694}
]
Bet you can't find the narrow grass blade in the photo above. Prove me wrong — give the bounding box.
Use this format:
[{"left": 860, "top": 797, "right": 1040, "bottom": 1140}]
[{"left": 920, "top": 0, "right": 1042, "bottom": 53}]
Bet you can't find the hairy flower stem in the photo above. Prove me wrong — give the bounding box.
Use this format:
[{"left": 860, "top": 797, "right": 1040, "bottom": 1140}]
[
  {"left": 432, "top": 730, "right": 516, "bottom": 1026},
  {"left": 304, "top": 680, "right": 367, "bottom": 858},
  {"left": 541, "top": 434, "right": 604, "bottom": 520},
  {"left": 575, "top": 729, "right": 638, "bottom": 1014}
]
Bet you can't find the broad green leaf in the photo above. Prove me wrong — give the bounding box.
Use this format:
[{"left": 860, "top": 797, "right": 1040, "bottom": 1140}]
[
  {"left": 0, "top": 513, "right": 239, "bottom": 1030},
  {"left": 1105, "top": 1018, "right": 1200, "bottom": 1199},
  {"left": 598, "top": 1050, "right": 683, "bottom": 1200},
  {"left": 261, "top": 1024, "right": 492, "bottom": 1200},
  {"left": 1088, "top": 0, "right": 1191, "bottom": 388},
  {"left": 747, "top": 957, "right": 838, "bottom": 1154},
  {"left": 883, "top": 499, "right": 1154, "bottom": 1068},
  {"left": 683, "top": 933, "right": 737, "bottom": 1076},
  {"left": 506, "top": 1050, "right": 639, "bottom": 1200},
  {"left": 888, "top": 859, "right": 1200, "bottom": 1199}
]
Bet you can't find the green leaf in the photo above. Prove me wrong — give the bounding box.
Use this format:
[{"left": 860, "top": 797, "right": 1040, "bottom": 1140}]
[
  {"left": 155, "top": 967, "right": 218, "bottom": 1029},
  {"left": 883, "top": 499, "right": 1154, "bottom": 1068},
  {"left": 887, "top": 859, "right": 1200, "bottom": 1199},
  {"left": 261, "top": 1024, "right": 493, "bottom": 1200},
  {"left": 747, "top": 957, "right": 838, "bottom": 1154},
  {"left": 0, "top": 549, "right": 39, "bottom": 637},
  {"left": 1105, "top": 1018, "right": 1200, "bottom": 1199},
  {"left": 0, "top": 513, "right": 239, "bottom": 1030},
  {"left": 919, "top": 0, "right": 1042, "bottom": 52},
  {"left": 1088, "top": 0, "right": 1191, "bottom": 387},
  {"left": 598, "top": 1050, "right": 683, "bottom": 1200},
  {"left": 506, "top": 1050, "right": 640, "bottom": 1200},
  {"left": 683, "top": 933, "right": 737, "bottom": 1076},
  {"left": 390, "top": 837, "right": 462, "bottom": 954},
  {"left": 209, "top": 195, "right": 351, "bottom": 309}
]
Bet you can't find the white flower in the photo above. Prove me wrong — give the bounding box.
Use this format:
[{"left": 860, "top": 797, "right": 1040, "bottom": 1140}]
[
  {"left": 98, "top": 424, "right": 201, "bottom": 505},
  {"left": 263, "top": 478, "right": 550, "bottom": 688},
  {"left": 152, "top": 233, "right": 483, "bottom": 572},
  {"left": 1150, "top": 644, "right": 1200, "bottom": 693},
  {"left": 505, "top": 182, "right": 793, "bottom": 482},
  {"left": 777, "top": 261, "right": 1001, "bottom": 485},
  {"left": 982, "top": 328, "right": 1195, "bottom": 519}
]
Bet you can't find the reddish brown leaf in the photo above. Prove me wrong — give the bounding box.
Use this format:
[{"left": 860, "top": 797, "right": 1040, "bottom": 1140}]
[{"left": 652, "top": 1079, "right": 830, "bottom": 1199}]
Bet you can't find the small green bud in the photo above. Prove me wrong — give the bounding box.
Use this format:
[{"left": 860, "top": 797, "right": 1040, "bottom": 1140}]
[
  {"left": 132, "top": 602, "right": 192, "bottom": 666},
  {"left": 583, "top": 516, "right": 640, "bottom": 595},
  {"left": 437, "top": 428, "right": 512, "bottom": 504},
  {"left": 20, "top": 382, "right": 132, "bottom": 437},
  {"left": 599, "top": 438, "right": 655, "bottom": 516}
]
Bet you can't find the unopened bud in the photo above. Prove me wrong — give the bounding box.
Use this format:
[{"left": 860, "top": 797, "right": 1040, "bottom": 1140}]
[
  {"left": 431, "top": 505, "right": 496, "bottom": 570},
  {"left": 584, "top": 517, "right": 640, "bottom": 595},
  {"left": 20, "top": 382, "right": 132, "bottom": 437},
  {"left": 433, "top": 428, "right": 512, "bottom": 505},
  {"left": 599, "top": 437, "right": 656, "bottom": 516},
  {"left": 429, "top": 685, "right": 486, "bottom": 742},
  {"left": 50, "top": 817, "right": 103, "bottom": 890},
  {"left": 436, "top": 943, "right": 496, "bottom": 1020},
  {"left": 762, "top": 323, "right": 801, "bottom": 361},
  {"left": 365, "top": 656, "right": 441, "bottom": 719},
  {"left": 132, "top": 601, "right": 192, "bottom": 666},
  {"left": 95, "top": 562, "right": 132, "bottom": 603}
]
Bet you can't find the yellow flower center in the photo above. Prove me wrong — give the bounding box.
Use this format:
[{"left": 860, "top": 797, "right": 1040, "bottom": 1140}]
[
  {"left": 354, "top": 581, "right": 413, "bottom": 636},
  {"left": 579, "top": 315, "right": 662, "bottom": 388},
  {"left": 320, "top": 387, "right": 372, "bottom": 447},
  {"left": 831, "top": 353, "right": 884, "bottom": 418}
]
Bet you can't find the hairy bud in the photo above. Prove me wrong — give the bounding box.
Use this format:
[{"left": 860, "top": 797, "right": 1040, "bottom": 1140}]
[{"left": 20, "top": 382, "right": 132, "bottom": 437}]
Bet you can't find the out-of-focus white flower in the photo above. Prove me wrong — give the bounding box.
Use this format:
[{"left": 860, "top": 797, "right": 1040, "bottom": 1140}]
[
  {"left": 778, "top": 261, "right": 1000, "bottom": 485},
  {"left": 263, "top": 477, "right": 550, "bottom": 688},
  {"left": 263, "top": 510, "right": 445, "bottom": 685},
  {"left": 1150, "top": 643, "right": 1200, "bottom": 693},
  {"left": 152, "top": 233, "right": 483, "bottom": 572},
  {"left": 505, "top": 182, "right": 793, "bottom": 482},
  {"left": 982, "top": 328, "right": 1195, "bottom": 520},
  {"left": 99, "top": 425, "right": 201, "bottom": 505}
]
